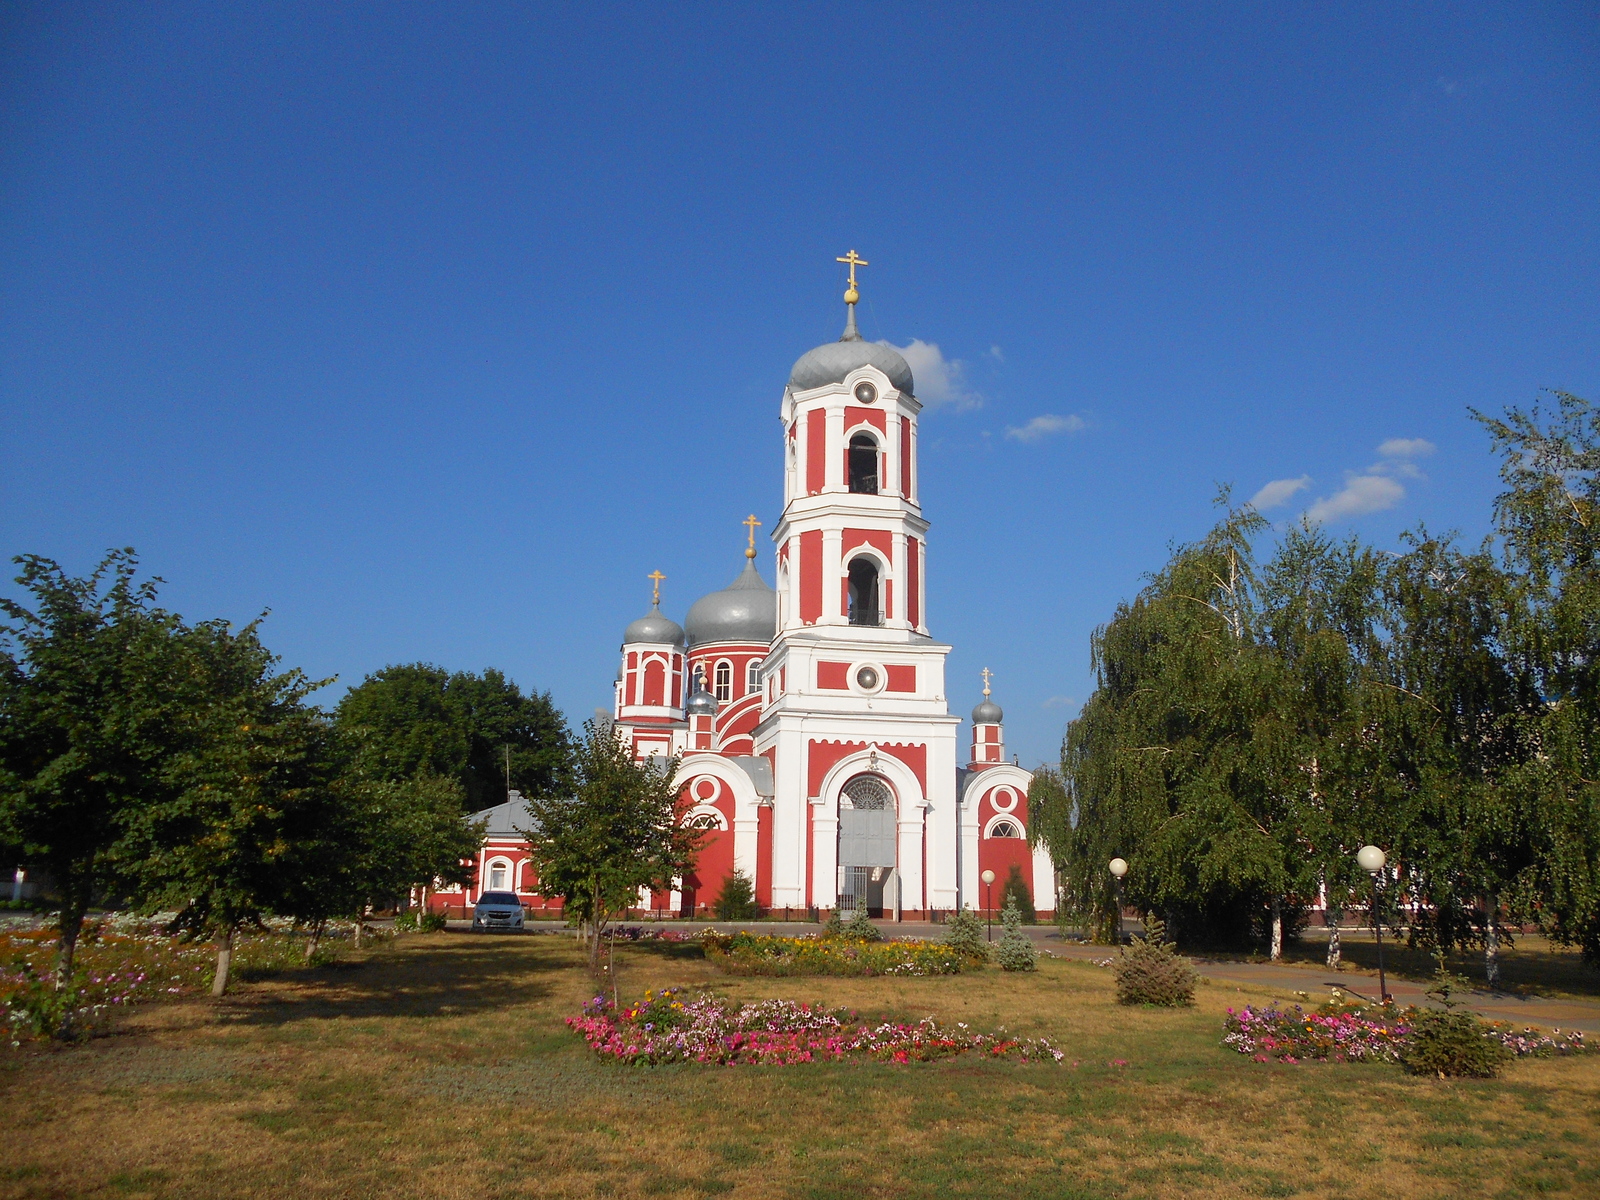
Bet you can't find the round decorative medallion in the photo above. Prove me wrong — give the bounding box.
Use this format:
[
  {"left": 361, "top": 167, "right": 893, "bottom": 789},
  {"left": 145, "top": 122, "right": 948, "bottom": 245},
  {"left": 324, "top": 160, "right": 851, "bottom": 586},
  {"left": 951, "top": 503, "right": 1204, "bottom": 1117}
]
[
  {"left": 855, "top": 665, "right": 880, "bottom": 691},
  {"left": 853, "top": 380, "right": 878, "bottom": 404}
]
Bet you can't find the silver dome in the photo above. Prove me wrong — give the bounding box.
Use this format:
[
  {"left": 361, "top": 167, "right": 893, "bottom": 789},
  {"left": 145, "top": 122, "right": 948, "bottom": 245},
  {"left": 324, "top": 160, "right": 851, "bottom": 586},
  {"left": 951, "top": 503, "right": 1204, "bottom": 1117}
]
[
  {"left": 789, "top": 337, "right": 914, "bottom": 394},
  {"left": 685, "top": 559, "right": 776, "bottom": 647},
  {"left": 623, "top": 605, "right": 685, "bottom": 647},
  {"left": 686, "top": 687, "right": 718, "bottom": 717},
  {"left": 971, "top": 698, "right": 1004, "bottom": 724}
]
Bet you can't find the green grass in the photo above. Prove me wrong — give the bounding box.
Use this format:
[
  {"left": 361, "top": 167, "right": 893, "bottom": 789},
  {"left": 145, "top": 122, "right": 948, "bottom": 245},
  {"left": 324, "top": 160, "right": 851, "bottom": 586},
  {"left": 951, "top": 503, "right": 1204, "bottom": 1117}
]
[{"left": 1, "top": 931, "right": 1597, "bottom": 1199}]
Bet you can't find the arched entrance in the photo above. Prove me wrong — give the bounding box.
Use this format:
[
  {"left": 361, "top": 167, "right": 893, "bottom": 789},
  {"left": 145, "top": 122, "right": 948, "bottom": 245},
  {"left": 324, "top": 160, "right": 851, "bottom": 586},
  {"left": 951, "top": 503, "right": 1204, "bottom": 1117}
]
[{"left": 837, "top": 774, "right": 895, "bottom": 916}]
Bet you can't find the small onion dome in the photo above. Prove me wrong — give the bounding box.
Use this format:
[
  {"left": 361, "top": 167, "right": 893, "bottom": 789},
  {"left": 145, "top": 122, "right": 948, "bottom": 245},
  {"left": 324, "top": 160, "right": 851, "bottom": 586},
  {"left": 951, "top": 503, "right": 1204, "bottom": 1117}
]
[
  {"left": 686, "top": 687, "right": 718, "bottom": 717},
  {"left": 623, "top": 605, "right": 684, "bottom": 647},
  {"left": 789, "top": 337, "right": 914, "bottom": 394},
  {"left": 972, "top": 698, "right": 1004, "bottom": 724},
  {"left": 685, "top": 560, "right": 776, "bottom": 647}
]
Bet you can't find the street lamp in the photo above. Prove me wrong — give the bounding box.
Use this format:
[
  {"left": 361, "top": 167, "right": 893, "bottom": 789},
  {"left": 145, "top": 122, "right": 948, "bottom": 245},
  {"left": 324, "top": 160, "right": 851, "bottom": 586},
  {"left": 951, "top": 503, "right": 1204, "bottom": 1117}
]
[
  {"left": 1356, "top": 844, "right": 1390, "bottom": 1003},
  {"left": 1108, "top": 858, "right": 1128, "bottom": 944},
  {"left": 981, "top": 869, "right": 996, "bottom": 941}
]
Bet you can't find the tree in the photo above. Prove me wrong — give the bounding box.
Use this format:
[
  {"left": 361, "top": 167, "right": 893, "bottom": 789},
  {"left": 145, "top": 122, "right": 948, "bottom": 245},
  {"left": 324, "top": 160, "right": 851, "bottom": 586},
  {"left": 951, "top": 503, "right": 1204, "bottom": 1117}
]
[
  {"left": 337, "top": 664, "right": 569, "bottom": 811},
  {"left": 713, "top": 869, "right": 760, "bottom": 920},
  {"left": 521, "top": 720, "right": 703, "bottom": 969},
  {"left": 121, "top": 616, "right": 339, "bottom": 996},
  {"left": 1472, "top": 391, "right": 1600, "bottom": 966},
  {"left": 0, "top": 551, "right": 194, "bottom": 988}
]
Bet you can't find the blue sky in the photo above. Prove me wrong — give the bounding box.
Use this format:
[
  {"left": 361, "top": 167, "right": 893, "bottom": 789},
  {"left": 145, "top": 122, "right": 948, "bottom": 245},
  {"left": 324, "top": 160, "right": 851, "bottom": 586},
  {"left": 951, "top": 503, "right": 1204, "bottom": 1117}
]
[{"left": 3, "top": 3, "right": 1597, "bottom": 767}]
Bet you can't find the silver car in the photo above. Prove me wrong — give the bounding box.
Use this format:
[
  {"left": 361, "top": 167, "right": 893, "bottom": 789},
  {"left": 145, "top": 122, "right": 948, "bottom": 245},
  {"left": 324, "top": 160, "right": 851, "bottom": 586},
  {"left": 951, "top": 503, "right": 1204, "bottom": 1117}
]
[{"left": 472, "top": 891, "right": 526, "bottom": 932}]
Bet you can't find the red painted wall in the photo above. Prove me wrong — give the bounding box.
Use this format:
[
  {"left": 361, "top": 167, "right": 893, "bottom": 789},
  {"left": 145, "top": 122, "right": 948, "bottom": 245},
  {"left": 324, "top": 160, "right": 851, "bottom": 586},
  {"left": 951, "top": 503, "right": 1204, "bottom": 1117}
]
[
  {"left": 907, "top": 536, "right": 920, "bottom": 628},
  {"left": 806, "top": 408, "right": 826, "bottom": 494},
  {"left": 800, "top": 530, "right": 823, "bottom": 624},
  {"left": 886, "top": 665, "right": 916, "bottom": 692}
]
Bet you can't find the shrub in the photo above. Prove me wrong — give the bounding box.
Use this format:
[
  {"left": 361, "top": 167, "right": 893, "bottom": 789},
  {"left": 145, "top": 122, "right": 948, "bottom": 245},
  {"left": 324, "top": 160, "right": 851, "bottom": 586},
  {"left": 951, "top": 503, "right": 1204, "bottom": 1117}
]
[
  {"left": 943, "top": 906, "right": 986, "bottom": 962},
  {"left": 997, "top": 899, "right": 1036, "bottom": 971},
  {"left": 1113, "top": 917, "right": 1196, "bottom": 1006},
  {"left": 1401, "top": 968, "right": 1509, "bottom": 1078},
  {"left": 1001, "top": 865, "right": 1035, "bottom": 924},
  {"left": 844, "top": 906, "right": 883, "bottom": 942},
  {"left": 713, "top": 870, "right": 761, "bottom": 920},
  {"left": 822, "top": 908, "right": 847, "bottom": 939}
]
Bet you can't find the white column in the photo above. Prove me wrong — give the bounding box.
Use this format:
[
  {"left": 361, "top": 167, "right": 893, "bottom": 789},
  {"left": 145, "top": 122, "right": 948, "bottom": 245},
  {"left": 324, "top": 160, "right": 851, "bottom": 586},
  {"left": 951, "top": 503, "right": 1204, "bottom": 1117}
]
[
  {"left": 822, "top": 528, "right": 843, "bottom": 623},
  {"left": 892, "top": 531, "right": 907, "bottom": 629},
  {"left": 897, "top": 814, "right": 925, "bottom": 919},
  {"left": 812, "top": 803, "right": 839, "bottom": 910},
  {"left": 826, "top": 406, "right": 845, "bottom": 491}
]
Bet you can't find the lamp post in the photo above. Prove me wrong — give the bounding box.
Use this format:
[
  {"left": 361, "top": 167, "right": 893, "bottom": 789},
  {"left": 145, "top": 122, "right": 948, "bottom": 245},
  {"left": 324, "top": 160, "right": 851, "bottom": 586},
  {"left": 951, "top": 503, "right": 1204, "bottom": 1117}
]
[
  {"left": 1356, "top": 844, "right": 1390, "bottom": 1003},
  {"left": 981, "top": 869, "right": 996, "bottom": 941},
  {"left": 1108, "top": 858, "right": 1128, "bottom": 944}
]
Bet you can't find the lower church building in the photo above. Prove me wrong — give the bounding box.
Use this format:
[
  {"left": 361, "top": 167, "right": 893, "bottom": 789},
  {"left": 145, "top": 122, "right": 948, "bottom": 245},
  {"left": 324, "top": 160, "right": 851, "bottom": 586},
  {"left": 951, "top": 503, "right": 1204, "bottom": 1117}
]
[{"left": 433, "top": 259, "right": 1053, "bottom": 920}]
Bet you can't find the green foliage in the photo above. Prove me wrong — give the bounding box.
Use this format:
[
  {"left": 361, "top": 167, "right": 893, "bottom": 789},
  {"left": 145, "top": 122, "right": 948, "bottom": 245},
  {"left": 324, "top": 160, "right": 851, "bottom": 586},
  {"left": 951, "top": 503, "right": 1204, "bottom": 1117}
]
[
  {"left": 821, "top": 907, "right": 847, "bottom": 939},
  {"left": 943, "top": 906, "right": 986, "bottom": 962},
  {"left": 1001, "top": 864, "right": 1035, "bottom": 924},
  {"left": 1400, "top": 963, "right": 1510, "bottom": 1078},
  {"left": 1114, "top": 917, "right": 1197, "bottom": 1006},
  {"left": 393, "top": 909, "right": 447, "bottom": 933},
  {"left": 2, "top": 963, "right": 98, "bottom": 1042},
  {"left": 844, "top": 905, "right": 883, "bottom": 942},
  {"left": 336, "top": 664, "right": 569, "bottom": 812},
  {"left": 997, "top": 898, "right": 1036, "bottom": 971},
  {"left": 713, "top": 869, "right": 761, "bottom": 920},
  {"left": 522, "top": 720, "right": 703, "bottom": 966}
]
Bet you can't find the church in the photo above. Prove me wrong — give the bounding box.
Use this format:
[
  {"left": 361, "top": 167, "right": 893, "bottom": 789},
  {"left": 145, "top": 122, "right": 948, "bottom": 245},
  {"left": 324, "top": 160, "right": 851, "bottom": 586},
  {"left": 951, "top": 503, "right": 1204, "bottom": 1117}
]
[{"left": 444, "top": 254, "right": 1052, "bottom": 921}]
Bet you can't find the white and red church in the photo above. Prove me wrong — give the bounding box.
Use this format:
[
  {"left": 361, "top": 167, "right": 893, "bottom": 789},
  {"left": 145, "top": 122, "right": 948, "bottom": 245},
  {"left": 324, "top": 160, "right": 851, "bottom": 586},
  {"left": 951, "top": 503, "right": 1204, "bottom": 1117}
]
[{"left": 435, "top": 259, "right": 1053, "bottom": 921}]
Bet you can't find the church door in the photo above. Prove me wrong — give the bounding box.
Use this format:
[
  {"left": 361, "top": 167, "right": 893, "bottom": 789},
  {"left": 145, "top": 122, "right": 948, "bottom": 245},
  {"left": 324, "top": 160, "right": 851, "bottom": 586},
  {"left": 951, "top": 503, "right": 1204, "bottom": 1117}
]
[{"left": 837, "top": 775, "right": 895, "bottom": 916}]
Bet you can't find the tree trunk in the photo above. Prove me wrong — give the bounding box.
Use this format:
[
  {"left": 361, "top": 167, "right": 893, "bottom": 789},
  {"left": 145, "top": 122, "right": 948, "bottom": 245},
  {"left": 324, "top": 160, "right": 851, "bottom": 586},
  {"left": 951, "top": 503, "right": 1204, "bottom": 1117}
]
[
  {"left": 1325, "top": 904, "right": 1342, "bottom": 969},
  {"left": 1484, "top": 891, "right": 1501, "bottom": 989},
  {"left": 1270, "top": 896, "right": 1283, "bottom": 962},
  {"left": 304, "top": 919, "right": 324, "bottom": 963},
  {"left": 212, "top": 925, "right": 235, "bottom": 998},
  {"left": 352, "top": 905, "right": 366, "bottom": 948},
  {"left": 54, "top": 902, "right": 86, "bottom": 991}
]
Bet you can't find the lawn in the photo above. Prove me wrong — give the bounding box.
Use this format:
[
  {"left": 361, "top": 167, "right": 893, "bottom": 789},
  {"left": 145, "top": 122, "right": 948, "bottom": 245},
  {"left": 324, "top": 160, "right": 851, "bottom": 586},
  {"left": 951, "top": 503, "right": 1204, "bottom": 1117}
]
[{"left": 2, "top": 930, "right": 1597, "bottom": 1199}]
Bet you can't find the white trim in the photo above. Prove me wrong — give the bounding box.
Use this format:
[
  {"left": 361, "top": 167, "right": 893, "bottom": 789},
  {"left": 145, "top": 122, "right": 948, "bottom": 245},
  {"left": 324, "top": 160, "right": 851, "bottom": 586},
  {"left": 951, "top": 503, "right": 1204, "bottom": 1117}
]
[{"left": 983, "top": 813, "right": 1024, "bottom": 839}]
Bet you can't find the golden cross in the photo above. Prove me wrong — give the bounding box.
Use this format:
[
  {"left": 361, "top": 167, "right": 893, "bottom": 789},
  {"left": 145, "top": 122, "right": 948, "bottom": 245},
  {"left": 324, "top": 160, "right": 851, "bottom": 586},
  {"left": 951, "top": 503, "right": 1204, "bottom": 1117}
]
[
  {"left": 981, "top": 667, "right": 993, "bottom": 698},
  {"left": 648, "top": 570, "right": 665, "bottom": 606},
  {"left": 836, "top": 249, "right": 868, "bottom": 289},
  {"left": 743, "top": 513, "right": 762, "bottom": 559}
]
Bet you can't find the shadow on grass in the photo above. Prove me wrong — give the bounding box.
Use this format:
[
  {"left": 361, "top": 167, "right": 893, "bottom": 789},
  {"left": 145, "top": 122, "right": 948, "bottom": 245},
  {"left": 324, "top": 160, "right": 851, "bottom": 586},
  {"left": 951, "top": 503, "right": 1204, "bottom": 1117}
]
[{"left": 221, "top": 934, "right": 562, "bottom": 1026}]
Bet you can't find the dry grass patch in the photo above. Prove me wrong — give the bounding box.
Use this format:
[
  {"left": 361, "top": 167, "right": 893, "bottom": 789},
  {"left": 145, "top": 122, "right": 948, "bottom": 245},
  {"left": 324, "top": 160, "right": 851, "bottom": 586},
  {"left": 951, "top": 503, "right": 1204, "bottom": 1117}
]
[{"left": 1, "top": 931, "right": 1597, "bottom": 1199}]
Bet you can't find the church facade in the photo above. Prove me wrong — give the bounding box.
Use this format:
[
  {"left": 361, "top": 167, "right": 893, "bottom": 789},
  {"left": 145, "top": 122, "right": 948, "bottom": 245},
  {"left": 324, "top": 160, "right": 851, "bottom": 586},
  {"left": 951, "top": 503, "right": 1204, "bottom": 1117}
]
[{"left": 442, "top": 258, "right": 1052, "bottom": 921}]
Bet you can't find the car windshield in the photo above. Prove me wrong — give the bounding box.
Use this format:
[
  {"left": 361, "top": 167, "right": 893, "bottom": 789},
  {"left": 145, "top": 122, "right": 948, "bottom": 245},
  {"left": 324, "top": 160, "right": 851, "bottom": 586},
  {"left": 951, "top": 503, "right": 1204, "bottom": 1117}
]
[{"left": 477, "top": 893, "right": 519, "bottom": 906}]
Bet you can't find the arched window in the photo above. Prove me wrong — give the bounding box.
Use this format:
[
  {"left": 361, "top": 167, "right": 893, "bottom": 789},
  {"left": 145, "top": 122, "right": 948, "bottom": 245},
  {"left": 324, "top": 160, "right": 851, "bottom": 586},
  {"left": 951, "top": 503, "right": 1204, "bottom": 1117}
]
[
  {"left": 848, "top": 433, "right": 880, "bottom": 494},
  {"left": 842, "top": 775, "right": 892, "bottom": 810},
  {"left": 686, "top": 812, "right": 722, "bottom": 830},
  {"left": 714, "top": 660, "right": 732, "bottom": 702},
  {"left": 488, "top": 859, "right": 511, "bottom": 890},
  {"left": 746, "top": 658, "right": 763, "bottom": 695},
  {"left": 988, "top": 820, "right": 1020, "bottom": 839},
  {"left": 847, "top": 558, "right": 880, "bottom": 626}
]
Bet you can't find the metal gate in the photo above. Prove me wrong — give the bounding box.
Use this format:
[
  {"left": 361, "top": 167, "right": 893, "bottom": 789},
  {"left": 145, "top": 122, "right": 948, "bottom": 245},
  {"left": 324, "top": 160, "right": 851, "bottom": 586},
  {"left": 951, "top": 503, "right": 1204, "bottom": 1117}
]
[{"left": 838, "top": 776, "right": 895, "bottom": 916}]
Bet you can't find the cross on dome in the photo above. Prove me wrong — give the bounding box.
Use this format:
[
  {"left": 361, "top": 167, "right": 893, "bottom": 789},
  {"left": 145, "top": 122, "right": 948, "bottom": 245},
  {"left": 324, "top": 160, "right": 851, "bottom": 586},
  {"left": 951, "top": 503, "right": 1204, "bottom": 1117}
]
[
  {"left": 981, "top": 667, "right": 993, "bottom": 698},
  {"left": 648, "top": 569, "right": 666, "bottom": 606},
  {"left": 836, "top": 248, "right": 869, "bottom": 340},
  {"left": 743, "top": 513, "right": 762, "bottom": 559}
]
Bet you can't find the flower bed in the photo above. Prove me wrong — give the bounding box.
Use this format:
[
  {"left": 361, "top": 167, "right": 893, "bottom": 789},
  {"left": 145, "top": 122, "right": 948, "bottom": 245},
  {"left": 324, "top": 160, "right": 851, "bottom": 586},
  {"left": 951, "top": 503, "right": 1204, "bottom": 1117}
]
[
  {"left": 701, "top": 931, "right": 967, "bottom": 977},
  {"left": 566, "top": 987, "right": 1064, "bottom": 1065},
  {"left": 1223, "top": 999, "right": 1587, "bottom": 1065},
  {"left": 2, "top": 916, "right": 365, "bottom": 1045}
]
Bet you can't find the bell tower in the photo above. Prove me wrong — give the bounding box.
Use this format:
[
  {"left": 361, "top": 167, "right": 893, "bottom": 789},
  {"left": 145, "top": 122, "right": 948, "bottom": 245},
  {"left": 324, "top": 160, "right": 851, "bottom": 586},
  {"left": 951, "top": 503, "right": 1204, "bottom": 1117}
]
[{"left": 754, "top": 252, "right": 960, "bottom": 916}]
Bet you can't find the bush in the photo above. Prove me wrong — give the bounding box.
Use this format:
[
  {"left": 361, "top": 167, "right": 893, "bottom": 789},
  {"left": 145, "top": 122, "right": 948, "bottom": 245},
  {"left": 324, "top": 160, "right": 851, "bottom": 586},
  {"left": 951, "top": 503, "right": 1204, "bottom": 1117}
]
[
  {"left": 997, "top": 899, "right": 1036, "bottom": 971},
  {"left": 1113, "top": 917, "right": 1196, "bottom": 1006},
  {"left": 1401, "top": 968, "right": 1509, "bottom": 1078},
  {"left": 713, "top": 870, "right": 761, "bottom": 920},
  {"left": 822, "top": 908, "right": 847, "bottom": 939},
  {"left": 1001, "top": 864, "right": 1035, "bottom": 924},
  {"left": 844, "top": 906, "right": 883, "bottom": 942},
  {"left": 943, "top": 906, "right": 986, "bottom": 962}
]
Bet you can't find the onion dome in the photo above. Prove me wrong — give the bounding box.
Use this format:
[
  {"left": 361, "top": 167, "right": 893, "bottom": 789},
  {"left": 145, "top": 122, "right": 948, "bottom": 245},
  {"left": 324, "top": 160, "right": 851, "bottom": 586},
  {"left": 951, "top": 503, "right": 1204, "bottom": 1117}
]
[
  {"left": 789, "top": 337, "right": 914, "bottom": 394},
  {"left": 972, "top": 698, "right": 1003, "bottom": 724},
  {"left": 623, "top": 605, "right": 684, "bottom": 647},
  {"left": 685, "top": 560, "right": 776, "bottom": 647},
  {"left": 686, "top": 686, "right": 718, "bottom": 717}
]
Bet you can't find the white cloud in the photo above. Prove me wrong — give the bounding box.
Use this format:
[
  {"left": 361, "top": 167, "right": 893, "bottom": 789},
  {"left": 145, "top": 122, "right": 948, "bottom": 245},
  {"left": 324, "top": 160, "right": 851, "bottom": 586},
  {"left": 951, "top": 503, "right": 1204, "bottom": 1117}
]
[
  {"left": 1304, "top": 475, "right": 1406, "bottom": 524},
  {"left": 986, "top": 344, "right": 1005, "bottom": 363},
  {"left": 1043, "top": 695, "right": 1076, "bottom": 709},
  {"left": 1005, "top": 414, "right": 1086, "bottom": 443},
  {"left": 1377, "top": 438, "right": 1436, "bottom": 459},
  {"left": 886, "top": 339, "right": 982, "bottom": 411},
  {"left": 1250, "top": 475, "right": 1312, "bottom": 511}
]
